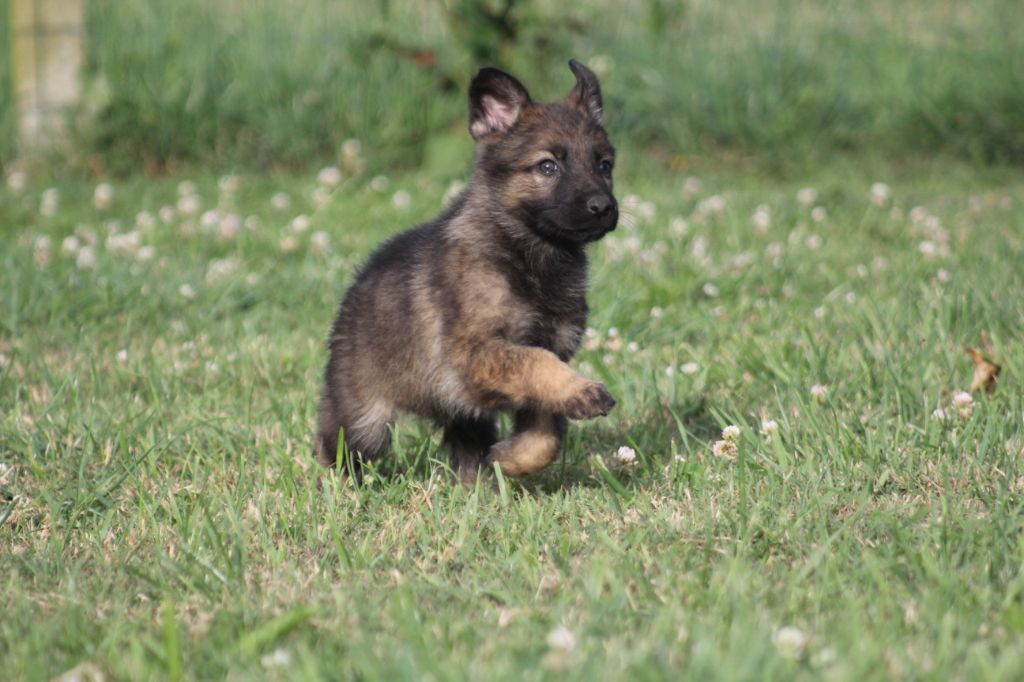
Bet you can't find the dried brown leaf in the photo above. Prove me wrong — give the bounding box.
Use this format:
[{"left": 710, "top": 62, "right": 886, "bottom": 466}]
[{"left": 964, "top": 346, "right": 1000, "bottom": 395}]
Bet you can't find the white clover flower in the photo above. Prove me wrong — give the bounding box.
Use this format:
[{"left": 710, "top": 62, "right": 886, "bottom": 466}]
[
  {"left": 106, "top": 230, "right": 142, "bottom": 256},
  {"left": 670, "top": 216, "right": 689, "bottom": 236},
  {"left": 205, "top": 257, "right": 239, "bottom": 285},
  {"left": 711, "top": 439, "right": 737, "bottom": 459},
  {"left": 318, "top": 166, "right": 343, "bottom": 188},
  {"left": 369, "top": 175, "right": 390, "bottom": 192},
  {"left": 134, "top": 211, "right": 156, "bottom": 231},
  {"left": 665, "top": 365, "right": 675, "bottom": 376},
  {"left": 270, "top": 192, "right": 291, "bottom": 212},
  {"left": 681, "top": 176, "right": 702, "bottom": 200},
  {"left": 93, "top": 183, "right": 114, "bottom": 211},
  {"left": 932, "top": 407, "right": 948, "bottom": 421},
  {"left": 760, "top": 418, "right": 779, "bottom": 436},
  {"left": 136, "top": 245, "right": 155, "bottom": 261},
  {"left": 806, "top": 234, "right": 823, "bottom": 250},
  {"left": 311, "top": 230, "right": 331, "bottom": 253},
  {"left": 159, "top": 205, "right": 176, "bottom": 224},
  {"left": 179, "top": 284, "right": 197, "bottom": 300},
  {"left": 341, "top": 138, "right": 363, "bottom": 159},
  {"left": 590, "top": 54, "right": 613, "bottom": 77},
  {"left": 953, "top": 391, "right": 974, "bottom": 419},
  {"left": 810, "top": 384, "right": 829, "bottom": 402},
  {"left": 117, "top": 349, "right": 128, "bottom": 363},
  {"left": 6, "top": 170, "right": 27, "bottom": 193},
  {"left": 33, "top": 237, "right": 52, "bottom": 266},
  {"left": 260, "top": 647, "right": 292, "bottom": 669},
  {"left": 76, "top": 246, "right": 96, "bottom": 269},
  {"left": 311, "top": 186, "right": 331, "bottom": 209},
  {"left": 199, "top": 209, "right": 222, "bottom": 230},
  {"left": 722, "top": 425, "right": 740, "bottom": 442},
  {"left": 341, "top": 138, "right": 364, "bottom": 171},
  {"left": 218, "top": 213, "right": 242, "bottom": 241},
  {"left": 547, "top": 625, "right": 576, "bottom": 652},
  {"left": 870, "top": 182, "right": 891, "bottom": 206},
  {"left": 936, "top": 269, "right": 951, "bottom": 283},
  {"left": 40, "top": 188, "right": 59, "bottom": 216},
  {"left": 752, "top": 204, "right": 771, "bottom": 233},
  {"left": 696, "top": 194, "right": 726, "bottom": 216},
  {"left": 639, "top": 201, "right": 657, "bottom": 224},
  {"left": 612, "top": 446, "right": 638, "bottom": 469},
  {"left": 909, "top": 206, "right": 928, "bottom": 224},
  {"left": 650, "top": 306, "right": 664, "bottom": 319},
  {"left": 392, "top": 190, "right": 412, "bottom": 210},
  {"left": 918, "top": 240, "right": 939, "bottom": 258},
  {"left": 702, "top": 282, "right": 719, "bottom": 298},
  {"left": 680, "top": 361, "right": 700, "bottom": 375},
  {"left": 796, "top": 187, "right": 817, "bottom": 206},
  {"left": 810, "top": 206, "right": 827, "bottom": 223},
  {"left": 773, "top": 626, "right": 808, "bottom": 660},
  {"left": 691, "top": 235, "right": 709, "bottom": 260},
  {"left": 289, "top": 214, "right": 311, "bottom": 233},
  {"left": 177, "top": 194, "right": 201, "bottom": 216},
  {"left": 61, "top": 235, "right": 81, "bottom": 255},
  {"left": 279, "top": 235, "right": 298, "bottom": 252}
]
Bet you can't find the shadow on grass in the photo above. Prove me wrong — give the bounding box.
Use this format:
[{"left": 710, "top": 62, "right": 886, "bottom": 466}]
[{"left": 319, "top": 393, "right": 721, "bottom": 495}]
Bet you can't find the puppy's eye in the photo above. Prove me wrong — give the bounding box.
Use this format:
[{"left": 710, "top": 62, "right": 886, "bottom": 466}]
[
  {"left": 538, "top": 159, "right": 559, "bottom": 176},
  {"left": 598, "top": 159, "right": 614, "bottom": 176}
]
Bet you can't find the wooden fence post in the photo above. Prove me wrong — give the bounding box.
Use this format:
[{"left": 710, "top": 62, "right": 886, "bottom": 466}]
[{"left": 11, "top": 0, "right": 86, "bottom": 151}]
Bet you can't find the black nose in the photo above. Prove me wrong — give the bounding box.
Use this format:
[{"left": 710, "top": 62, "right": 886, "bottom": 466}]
[{"left": 587, "top": 194, "right": 614, "bottom": 216}]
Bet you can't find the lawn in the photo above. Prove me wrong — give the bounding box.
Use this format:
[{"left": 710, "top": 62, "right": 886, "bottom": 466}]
[{"left": 1, "top": 153, "right": 1022, "bottom": 680}]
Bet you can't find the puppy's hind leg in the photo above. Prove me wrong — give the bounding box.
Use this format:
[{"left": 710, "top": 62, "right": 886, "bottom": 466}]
[
  {"left": 442, "top": 416, "right": 498, "bottom": 484},
  {"left": 317, "top": 399, "right": 393, "bottom": 480},
  {"left": 486, "top": 409, "right": 566, "bottom": 477}
]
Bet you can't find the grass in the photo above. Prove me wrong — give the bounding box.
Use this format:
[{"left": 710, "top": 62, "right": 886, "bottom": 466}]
[
  {"left": 1, "top": 151, "right": 1023, "bottom": 680},
  {"left": 2, "top": 0, "right": 1024, "bottom": 172}
]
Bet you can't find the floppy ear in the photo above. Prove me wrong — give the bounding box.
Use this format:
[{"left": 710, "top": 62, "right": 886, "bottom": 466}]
[
  {"left": 468, "top": 67, "right": 532, "bottom": 140},
  {"left": 567, "top": 59, "right": 603, "bottom": 123}
]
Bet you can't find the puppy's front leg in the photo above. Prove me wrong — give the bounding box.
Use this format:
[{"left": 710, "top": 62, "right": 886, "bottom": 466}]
[{"left": 461, "top": 341, "right": 615, "bottom": 418}]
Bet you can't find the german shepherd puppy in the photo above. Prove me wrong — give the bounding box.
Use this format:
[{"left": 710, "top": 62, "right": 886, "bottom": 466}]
[{"left": 316, "top": 59, "right": 618, "bottom": 482}]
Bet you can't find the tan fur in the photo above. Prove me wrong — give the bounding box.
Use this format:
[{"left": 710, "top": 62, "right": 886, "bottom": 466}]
[{"left": 316, "top": 60, "right": 617, "bottom": 480}]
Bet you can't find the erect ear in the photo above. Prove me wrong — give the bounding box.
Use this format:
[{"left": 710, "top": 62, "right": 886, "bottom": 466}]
[
  {"left": 567, "top": 59, "right": 603, "bottom": 124},
  {"left": 468, "top": 67, "right": 532, "bottom": 140}
]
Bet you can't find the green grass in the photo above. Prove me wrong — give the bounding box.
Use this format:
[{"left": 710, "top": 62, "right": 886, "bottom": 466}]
[
  {"left": 2, "top": 154, "right": 1023, "bottom": 680},
  {"left": 2, "top": 0, "right": 1024, "bottom": 172}
]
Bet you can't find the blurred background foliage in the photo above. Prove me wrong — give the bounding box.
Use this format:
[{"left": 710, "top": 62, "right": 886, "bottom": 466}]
[{"left": 1, "top": 0, "right": 1023, "bottom": 176}]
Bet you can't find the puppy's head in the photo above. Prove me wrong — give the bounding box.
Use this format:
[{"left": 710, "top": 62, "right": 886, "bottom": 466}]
[{"left": 469, "top": 60, "right": 618, "bottom": 246}]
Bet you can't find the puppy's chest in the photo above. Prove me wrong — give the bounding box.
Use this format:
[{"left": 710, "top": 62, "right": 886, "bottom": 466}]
[{"left": 507, "top": 268, "right": 588, "bottom": 358}]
